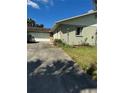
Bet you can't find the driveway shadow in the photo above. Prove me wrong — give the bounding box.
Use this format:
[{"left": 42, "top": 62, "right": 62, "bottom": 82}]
[
  {"left": 27, "top": 59, "right": 97, "bottom": 93},
  {"left": 27, "top": 59, "right": 42, "bottom": 75}
]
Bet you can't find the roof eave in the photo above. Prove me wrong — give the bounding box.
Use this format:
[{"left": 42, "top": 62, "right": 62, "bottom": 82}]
[
  {"left": 51, "top": 11, "right": 97, "bottom": 32},
  {"left": 56, "top": 11, "right": 97, "bottom": 24}
]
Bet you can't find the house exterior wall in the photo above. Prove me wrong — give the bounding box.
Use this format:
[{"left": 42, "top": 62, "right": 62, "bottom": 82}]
[
  {"left": 53, "top": 25, "right": 96, "bottom": 46},
  {"left": 82, "top": 26, "right": 97, "bottom": 45},
  {"left": 53, "top": 13, "right": 97, "bottom": 46},
  {"left": 54, "top": 31, "right": 61, "bottom": 39}
]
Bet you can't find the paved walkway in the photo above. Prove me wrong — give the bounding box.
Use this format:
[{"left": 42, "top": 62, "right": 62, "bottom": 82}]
[{"left": 27, "top": 42, "right": 97, "bottom": 93}]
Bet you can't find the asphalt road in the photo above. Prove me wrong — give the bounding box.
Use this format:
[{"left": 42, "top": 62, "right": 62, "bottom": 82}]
[{"left": 27, "top": 42, "right": 97, "bottom": 93}]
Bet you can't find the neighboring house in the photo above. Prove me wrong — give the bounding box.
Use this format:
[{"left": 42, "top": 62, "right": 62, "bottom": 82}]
[
  {"left": 52, "top": 11, "right": 97, "bottom": 46},
  {"left": 27, "top": 27, "right": 51, "bottom": 42}
]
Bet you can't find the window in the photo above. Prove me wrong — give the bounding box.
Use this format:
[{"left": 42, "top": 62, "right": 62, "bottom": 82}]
[
  {"left": 76, "top": 27, "right": 83, "bottom": 36},
  {"left": 95, "top": 14, "right": 97, "bottom": 19}
]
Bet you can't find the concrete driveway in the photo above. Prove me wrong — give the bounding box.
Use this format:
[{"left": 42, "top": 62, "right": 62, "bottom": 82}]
[{"left": 27, "top": 42, "right": 97, "bottom": 93}]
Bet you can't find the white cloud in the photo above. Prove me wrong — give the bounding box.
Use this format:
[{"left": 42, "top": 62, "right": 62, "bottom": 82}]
[
  {"left": 27, "top": 0, "right": 65, "bottom": 9},
  {"left": 37, "top": 0, "right": 49, "bottom": 3},
  {"left": 27, "top": 0, "right": 40, "bottom": 9},
  {"left": 38, "top": 0, "right": 54, "bottom": 6}
]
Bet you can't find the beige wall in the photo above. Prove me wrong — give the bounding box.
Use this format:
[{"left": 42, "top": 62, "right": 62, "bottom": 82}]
[
  {"left": 53, "top": 13, "right": 97, "bottom": 46},
  {"left": 53, "top": 25, "right": 96, "bottom": 46}
]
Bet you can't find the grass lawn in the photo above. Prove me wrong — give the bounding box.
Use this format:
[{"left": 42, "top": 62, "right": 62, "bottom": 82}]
[
  {"left": 62, "top": 46, "right": 97, "bottom": 80},
  {"left": 62, "top": 46, "right": 97, "bottom": 70}
]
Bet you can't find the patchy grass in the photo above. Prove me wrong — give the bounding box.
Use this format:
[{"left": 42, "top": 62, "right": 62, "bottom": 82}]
[
  {"left": 62, "top": 46, "right": 97, "bottom": 69},
  {"left": 63, "top": 46, "right": 97, "bottom": 80}
]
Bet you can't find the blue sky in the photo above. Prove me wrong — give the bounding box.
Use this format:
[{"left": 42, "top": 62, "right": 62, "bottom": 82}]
[{"left": 27, "top": 0, "right": 94, "bottom": 28}]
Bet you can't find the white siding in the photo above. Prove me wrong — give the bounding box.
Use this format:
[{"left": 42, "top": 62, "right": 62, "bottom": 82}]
[{"left": 53, "top": 12, "right": 97, "bottom": 46}]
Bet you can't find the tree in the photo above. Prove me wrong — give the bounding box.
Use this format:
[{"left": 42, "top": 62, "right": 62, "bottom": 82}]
[
  {"left": 27, "top": 18, "right": 36, "bottom": 27},
  {"left": 27, "top": 18, "right": 44, "bottom": 28},
  {"left": 35, "top": 24, "right": 44, "bottom": 28}
]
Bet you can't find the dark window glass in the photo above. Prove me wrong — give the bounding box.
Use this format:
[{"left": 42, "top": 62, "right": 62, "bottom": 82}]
[
  {"left": 76, "top": 27, "right": 83, "bottom": 35},
  {"left": 95, "top": 14, "right": 97, "bottom": 18}
]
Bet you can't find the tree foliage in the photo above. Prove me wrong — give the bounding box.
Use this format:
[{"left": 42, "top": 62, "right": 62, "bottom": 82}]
[{"left": 27, "top": 18, "right": 44, "bottom": 28}]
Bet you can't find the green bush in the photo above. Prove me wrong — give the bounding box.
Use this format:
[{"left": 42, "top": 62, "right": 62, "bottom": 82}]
[
  {"left": 53, "top": 39, "right": 64, "bottom": 46},
  {"left": 54, "top": 39, "right": 63, "bottom": 44},
  {"left": 53, "top": 39, "right": 72, "bottom": 48},
  {"left": 86, "top": 63, "right": 97, "bottom": 80}
]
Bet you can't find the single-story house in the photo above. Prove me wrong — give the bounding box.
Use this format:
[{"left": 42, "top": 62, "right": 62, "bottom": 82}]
[
  {"left": 27, "top": 27, "right": 51, "bottom": 42},
  {"left": 52, "top": 11, "right": 97, "bottom": 46}
]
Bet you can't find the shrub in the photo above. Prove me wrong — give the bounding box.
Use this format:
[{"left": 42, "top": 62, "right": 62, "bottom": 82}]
[
  {"left": 54, "top": 39, "right": 63, "bottom": 43},
  {"left": 53, "top": 39, "right": 72, "bottom": 48},
  {"left": 53, "top": 39, "right": 63, "bottom": 46},
  {"left": 86, "top": 63, "right": 97, "bottom": 80},
  {"left": 81, "top": 43, "right": 90, "bottom": 46}
]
